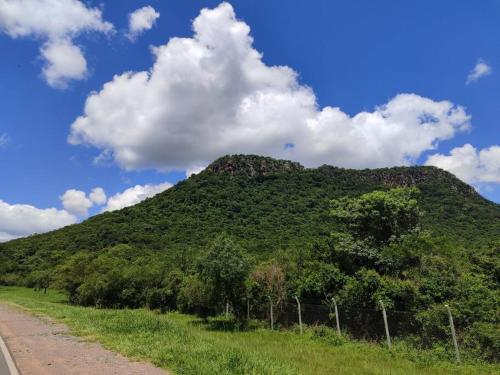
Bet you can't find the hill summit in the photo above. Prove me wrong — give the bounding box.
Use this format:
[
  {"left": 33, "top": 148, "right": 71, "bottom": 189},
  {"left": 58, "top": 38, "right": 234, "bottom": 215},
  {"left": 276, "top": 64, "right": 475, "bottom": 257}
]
[
  {"left": 207, "top": 154, "right": 304, "bottom": 177},
  {"left": 0, "top": 154, "right": 498, "bottom": 279}
]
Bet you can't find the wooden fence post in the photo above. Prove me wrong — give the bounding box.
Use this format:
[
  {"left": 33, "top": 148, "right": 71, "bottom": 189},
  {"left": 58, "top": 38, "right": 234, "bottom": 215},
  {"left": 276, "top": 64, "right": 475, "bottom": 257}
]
[
  {"left": 332, "top": 297, "right": 341, "bottom": 336},
  {"left": 294, "top": 296, "right": 303, "bottom": 334},
  {"left": 268, "top": 296, "right": 274, "bottom": 330},
  {"left": 445, "top": 304, "right": 461, "bottom": 363},
  {"left": 379, "top": 300, "right": 391, "bottom": 349}
]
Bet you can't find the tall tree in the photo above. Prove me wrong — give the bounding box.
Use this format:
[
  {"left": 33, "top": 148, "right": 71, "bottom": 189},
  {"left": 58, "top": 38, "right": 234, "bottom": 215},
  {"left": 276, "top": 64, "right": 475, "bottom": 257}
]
[{"left": 199, "top": 234, "right": 250, "bottom": 319}]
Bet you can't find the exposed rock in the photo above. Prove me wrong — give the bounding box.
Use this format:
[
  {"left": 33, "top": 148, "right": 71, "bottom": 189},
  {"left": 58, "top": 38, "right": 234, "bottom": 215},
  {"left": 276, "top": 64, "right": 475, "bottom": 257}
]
[{"left": 207, "top": 154, "right": 304, "bottom": 177}]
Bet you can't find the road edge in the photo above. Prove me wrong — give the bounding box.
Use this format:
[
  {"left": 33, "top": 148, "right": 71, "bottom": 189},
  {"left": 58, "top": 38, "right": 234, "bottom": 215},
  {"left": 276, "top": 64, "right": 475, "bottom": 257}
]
[{"left": 0, "top": 333, "right": 19, "bottom": 375}]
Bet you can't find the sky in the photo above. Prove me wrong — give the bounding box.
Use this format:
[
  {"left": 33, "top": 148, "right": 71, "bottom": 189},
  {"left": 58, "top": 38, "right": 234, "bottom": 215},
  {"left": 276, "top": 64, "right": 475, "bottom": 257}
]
[{"left": 0, "top": 0, "right": 499, "bottom": 241}]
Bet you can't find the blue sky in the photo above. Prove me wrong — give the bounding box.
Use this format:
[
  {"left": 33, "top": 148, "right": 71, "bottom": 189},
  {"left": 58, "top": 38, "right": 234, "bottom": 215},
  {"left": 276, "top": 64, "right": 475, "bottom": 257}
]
[{"left": 0, "top": 0, "right": 499, "bottom": 240}]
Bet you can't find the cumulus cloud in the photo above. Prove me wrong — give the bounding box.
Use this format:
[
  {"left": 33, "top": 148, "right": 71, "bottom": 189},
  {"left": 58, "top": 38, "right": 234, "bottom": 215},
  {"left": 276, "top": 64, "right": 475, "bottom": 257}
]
[
  {"left": 60, "top": 186, "right": 107, "bottom": 216},
  {"left": 426, "top": 144, "right": 500, "bottom": 185},
  {"left": 59, "top": 188, "right": 93, "bottom": 216},
  {"left": 466, "top": 59, "right": 492, "bottom": 84},
  {"left": 69, "top": 2, "right": 471, "bottom": 173},
  {"left": 104, "top": 182, "right": 172, "bottom": 212},
  {"left": 40, "top": 38, "right": 87, "bottom": 88},
  {"left": 0, "top": 182, "right": 171, "bottom": 241},
  {"left": 126, "top": 5, "right": 159, "bottom": 41},
  {"left": 0, "top": 199, "right": 77, "bottom": 241},
  {"left": 0, "top": 0, "right": 113, "bottom": 88},
  {"left": 89, "top": 187, "right": 107, "bottom": 205}
]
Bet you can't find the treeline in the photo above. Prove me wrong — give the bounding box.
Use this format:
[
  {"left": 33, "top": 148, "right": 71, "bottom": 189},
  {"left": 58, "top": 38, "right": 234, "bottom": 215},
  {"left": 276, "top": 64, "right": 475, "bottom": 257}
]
[
  {"left": 16, "top": 188, "right": 499, "bottom": 362},
  {"left": 2, "top": 158, "right": 499, "bottom": 278}
]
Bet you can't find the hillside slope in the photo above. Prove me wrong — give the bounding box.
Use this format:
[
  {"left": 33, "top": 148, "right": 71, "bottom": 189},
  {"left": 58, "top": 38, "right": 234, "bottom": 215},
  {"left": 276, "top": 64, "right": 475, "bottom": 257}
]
[{"left": 1, "top": 154, "right": 499, "bottom": 278}]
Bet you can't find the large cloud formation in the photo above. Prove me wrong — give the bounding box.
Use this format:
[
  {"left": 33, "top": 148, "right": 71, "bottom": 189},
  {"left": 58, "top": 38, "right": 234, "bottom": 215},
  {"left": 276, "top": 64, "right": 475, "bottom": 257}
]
[
  {"left": 69, "top": 2, "right": 471, "bottom": 173},
  {"left": 0, "top": 0, "right": 113, "bottom": 88},
  {"left": 426, "top": 144, "right": 500, "bottom": 185}
]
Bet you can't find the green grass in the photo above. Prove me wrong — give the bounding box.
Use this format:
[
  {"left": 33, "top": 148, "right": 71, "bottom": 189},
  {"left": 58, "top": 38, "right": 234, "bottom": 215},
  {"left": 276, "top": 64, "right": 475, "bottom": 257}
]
[{"left": 0, "top": 287, "right": 497, "bottom": 375}]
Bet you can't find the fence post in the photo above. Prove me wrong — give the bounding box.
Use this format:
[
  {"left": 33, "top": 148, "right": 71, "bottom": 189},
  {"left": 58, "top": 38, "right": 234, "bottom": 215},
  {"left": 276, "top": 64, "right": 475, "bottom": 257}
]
[
  {"left": 225, "top": 302, "right": 229, "bottom": 318},
  {"left": 379, "top": 300, "right": 391, "bottom": 349},
  {"left": 247, "top": 298, "right": 250, "bottom": 320},
  {"left": 445, "top": 304, "right": 461, "bottom": 363},
  {"left": 268, "top": 296, "right": 274, "bottom": 330},
  {"left": 294, "top": 296, "right": 303, "bottom": 334},
  {"left": 332, "top": 297, "right": 341, "bottom": 336}
]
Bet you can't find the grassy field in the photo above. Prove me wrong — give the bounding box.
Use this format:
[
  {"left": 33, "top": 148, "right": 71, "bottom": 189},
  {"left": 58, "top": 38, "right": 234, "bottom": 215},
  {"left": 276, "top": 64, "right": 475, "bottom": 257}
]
[{"left": 0, "top": 287, "right": 496, "bottom": 375}]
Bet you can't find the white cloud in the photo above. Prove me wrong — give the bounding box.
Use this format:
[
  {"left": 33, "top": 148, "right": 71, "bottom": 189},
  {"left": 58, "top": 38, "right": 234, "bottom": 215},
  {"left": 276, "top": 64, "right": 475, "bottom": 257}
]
[
  {"left": 89, "top": 187, "right": 107, "bottom": 205},
  {"left": 40, "top": 38, "right": 87, "bottom": 88},
  {"left": 60, "top": 186, "right": 108, "bottom": 215},
  {"left": 186, "top": 165, "right": 206, "bottom": 178},
  {"left": 425, "top": 144, "right": 500, "bottom": 184},
  {"left": 126, "top": 5, "right": 159, "bottom": 41},
  {"left": 59, "top": 189, "right": 93, "bottom": 216},
  {"left": 0, "top": 133, "right": 9, "bottom": 148},
  {"left": 0, "top": 0, "right": 113, "bottom": 88},
  {"left": 0, "top": 182, "right": 168, "bottom": 241},
  {"left": 0, "top": 199, "right": 77, "bottom": 241},
  {"left": 466, "top": 59, "right": 492, "bottom": 84},
  {"left": 104, "top": 182, "right": 172, "bottom": 212},
  {"left": 69, "top": 2, "right": 471, "bottom": 173}
]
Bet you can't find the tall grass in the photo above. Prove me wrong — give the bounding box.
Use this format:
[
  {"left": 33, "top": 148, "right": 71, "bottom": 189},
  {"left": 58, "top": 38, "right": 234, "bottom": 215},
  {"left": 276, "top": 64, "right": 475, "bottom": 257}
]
[{"left": 0, "top": 287, "right": 497, "bottom": 375}]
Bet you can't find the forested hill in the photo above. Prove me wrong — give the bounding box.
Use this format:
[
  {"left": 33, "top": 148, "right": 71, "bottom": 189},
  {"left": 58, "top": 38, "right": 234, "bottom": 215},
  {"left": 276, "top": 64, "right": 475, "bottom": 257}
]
[{"left": 1, "top": 154, "right": 499, "bottom": 274}]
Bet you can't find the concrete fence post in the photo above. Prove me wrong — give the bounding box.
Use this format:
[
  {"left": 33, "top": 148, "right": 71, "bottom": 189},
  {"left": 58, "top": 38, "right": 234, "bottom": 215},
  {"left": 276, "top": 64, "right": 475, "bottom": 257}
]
[
  {"left": 225, "top": 302, "right": 229, "bottom": 318},
  {"left": 332, "top": 297, "right": 341, "bottom": 336},
  {"left": 294, "top": 296, "right": 303, "bottom": 334},
  {"left": 379, "top": 300, "right": 391, "bottom": 349},
  {"left": 268, "top": 296, "right": 274, "bottom": 330},
  {"left": 445, "top": 304, "right": 461, "bottom": 363}
]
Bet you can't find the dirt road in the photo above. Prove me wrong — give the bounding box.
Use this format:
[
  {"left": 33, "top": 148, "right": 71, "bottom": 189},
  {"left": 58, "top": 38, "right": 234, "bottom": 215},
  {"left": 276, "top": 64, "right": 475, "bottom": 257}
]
[{"left": 0, "top": 303, "right": 168, "bottom": 375}]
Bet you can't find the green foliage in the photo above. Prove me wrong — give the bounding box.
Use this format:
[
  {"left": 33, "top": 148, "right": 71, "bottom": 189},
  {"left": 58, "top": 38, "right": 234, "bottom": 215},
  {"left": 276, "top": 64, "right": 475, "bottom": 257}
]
[
  {"left": 307, "top": 325, "right": 346, "bottom": 346},
  {"left": 0, "top": 155, "right": 498, "bottom": 362},
  {"left": 464, "top": 322, "right": 500, "bottom": 361},
  {"left": 247, "top": 261, "right": 288, "bottom": 318},
  {"left": 177, "top": 275, "right": 213, "bottom": 318},
  {"left": 198, "top": 234, "right": 250, "bottom": 318},
  {"left": 296, "top": 261, "right": 346, "bottom": 301},
  {"left": 1, "top": 156, "right": 498, "bottom": 285},
  {"left": 330, "top": 187, "right": 421, "bottom": 245},
  {"left": 339, "top": 268, "right": 382, "bottom": 310},
  {"left": 2, "top": 286, "right": 497, "bottom": 374}
]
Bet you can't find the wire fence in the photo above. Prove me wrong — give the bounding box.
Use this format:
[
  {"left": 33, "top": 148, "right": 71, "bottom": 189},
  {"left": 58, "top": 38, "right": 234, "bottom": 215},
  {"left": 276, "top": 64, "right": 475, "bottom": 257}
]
[
  {"left": 242, "top": 297, "right": 463, "bottom": 362},
  {"left": 250, "top": 302, "right": 417, "bottom": 336}
]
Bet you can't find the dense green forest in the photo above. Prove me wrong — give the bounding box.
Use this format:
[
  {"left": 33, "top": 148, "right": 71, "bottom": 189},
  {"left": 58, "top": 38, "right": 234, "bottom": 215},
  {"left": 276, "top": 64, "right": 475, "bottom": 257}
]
[{"left": 0, "top": 155, "right": 499, "bottom": 361}]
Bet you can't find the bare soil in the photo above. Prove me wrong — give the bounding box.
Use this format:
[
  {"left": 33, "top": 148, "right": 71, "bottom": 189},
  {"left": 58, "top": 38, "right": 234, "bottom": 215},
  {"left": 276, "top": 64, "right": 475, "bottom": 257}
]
[{"left": 0, "top": 303, "right": 169, "bottom": 375}]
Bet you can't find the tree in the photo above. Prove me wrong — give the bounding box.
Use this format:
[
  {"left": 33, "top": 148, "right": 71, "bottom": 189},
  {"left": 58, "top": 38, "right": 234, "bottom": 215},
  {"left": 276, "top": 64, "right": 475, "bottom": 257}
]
[
  {"left": 30, "top": 269, "right": 51, "bottom": 294},
  {"left": 248, "top": 261, "right": 287, "bottom": 319},
  {"left": 177, "top": 275, "right": 213, "bottom": 318},
  {"left": 296, "top": 261, "right": 346, "bottom": 301},
  {"left": 319, "top": 188, "right": 424, "bottom": 275},
  {"left": 330, "top": 187, "right": 421, "bottom": 246},
  {"left": 198, "top": 234, "right": 250, "bottom": 319}
]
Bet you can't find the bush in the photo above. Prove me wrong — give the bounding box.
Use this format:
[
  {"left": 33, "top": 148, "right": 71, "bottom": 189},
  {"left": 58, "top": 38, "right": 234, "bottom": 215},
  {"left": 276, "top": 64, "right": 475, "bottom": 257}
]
[
  {"left": 308, "top": 325, "right": 346, "bottom": 346},
  {"left": 177, "top": 275, "right": 213, "bottom": 318},
  {"left": 463, "top": 322, "right": 500, "bottom": 362}
]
